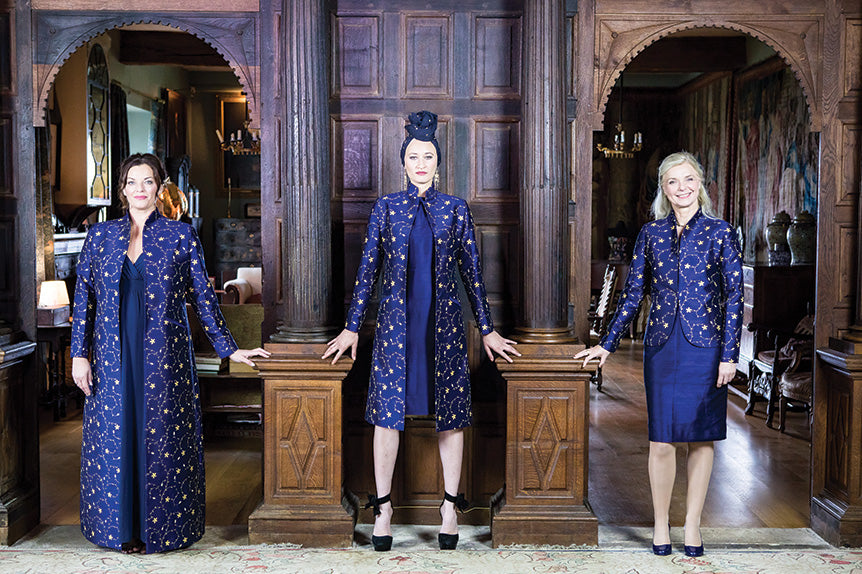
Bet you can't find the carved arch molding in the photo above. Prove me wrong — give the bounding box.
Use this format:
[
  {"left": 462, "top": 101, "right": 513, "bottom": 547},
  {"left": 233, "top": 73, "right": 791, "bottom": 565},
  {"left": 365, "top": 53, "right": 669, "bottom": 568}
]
[
  {"left": 592, "top": 15, "right": 822, "bottom": 131},
  {"left": 31, "top": 11, "right": 259, "bottom": 128}
]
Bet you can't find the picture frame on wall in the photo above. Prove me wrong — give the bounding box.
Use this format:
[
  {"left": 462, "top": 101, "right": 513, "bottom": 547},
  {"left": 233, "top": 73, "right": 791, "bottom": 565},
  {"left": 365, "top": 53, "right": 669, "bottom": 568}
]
[{"left": 217, "top": 94, "right": 260, "bottom": 193}]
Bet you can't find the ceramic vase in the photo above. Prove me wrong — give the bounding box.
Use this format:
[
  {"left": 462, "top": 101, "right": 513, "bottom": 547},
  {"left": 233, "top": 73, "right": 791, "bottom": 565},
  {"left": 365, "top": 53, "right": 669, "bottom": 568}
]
[{"left": 787, "top": 210, "right": 816, "bottom": 265}]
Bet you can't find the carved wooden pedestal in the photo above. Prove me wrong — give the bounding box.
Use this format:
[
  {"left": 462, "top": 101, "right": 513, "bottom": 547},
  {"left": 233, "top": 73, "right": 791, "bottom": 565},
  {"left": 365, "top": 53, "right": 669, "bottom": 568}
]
[
  {"left": 491, "top": 343, "right": 598, "bottom": 547},
  {"left": 247, "top": 343, "right": 354, "bottom": 547},
  {"left": 812, "top": 343, "right": 862, "bottom": 546}
]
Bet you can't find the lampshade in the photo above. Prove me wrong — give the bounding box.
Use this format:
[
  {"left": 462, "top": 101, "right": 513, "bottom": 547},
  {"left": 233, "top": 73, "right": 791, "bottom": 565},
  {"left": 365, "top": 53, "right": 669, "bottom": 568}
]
[{"left": 38, "top": 280, "right": 70, "bottom": 308}]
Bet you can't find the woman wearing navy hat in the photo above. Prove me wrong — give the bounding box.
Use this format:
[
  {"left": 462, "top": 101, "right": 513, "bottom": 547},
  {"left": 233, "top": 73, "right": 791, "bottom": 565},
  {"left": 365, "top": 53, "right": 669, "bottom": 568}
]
[
  {"left": 576, "top": 151, "right": 743, "bottom": 558},
  {"left": 323, "top": 111, "right": 519, "bottom": 551}
]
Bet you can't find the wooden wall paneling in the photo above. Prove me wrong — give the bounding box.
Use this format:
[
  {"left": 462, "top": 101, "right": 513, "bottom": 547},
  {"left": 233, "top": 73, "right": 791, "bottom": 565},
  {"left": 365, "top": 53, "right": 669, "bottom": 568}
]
[
  {"left": 573, "top": 0, "right": 598, "bottom": 344},
  {"left": 844, "top": 18, "right": 862, "bottom": 99},
  {"left": 838, "top": 224, "right": 858, "bottom": 311},
  {"left": 474, "top": 15, "right": 521, "bottom": 99},
  {"left": 1, "top": 0, "right": 39, "bottom": 547},
  {"left": 332, "top": 14, "right": 381, "bottom": 98},
  {"left": 475, "top": 225, "right": 519, "bottom": 327},
  {"left": 840, "top": 124, "right": 861, "bottom": 206},
  {"left": 331, "top": 117, "right": 380, "bottom": 201},
  {"left": 260, "top": 0, "right": 279, "bottom": 338},
  {"left": 402, "top": 14, "right": 453, "bottom": 98},
  {"left": 472, "top": 118, "right": 519, "bottom": 202},
  {"left": 811, "top": 0, "right": 862, "bottom": 547}
]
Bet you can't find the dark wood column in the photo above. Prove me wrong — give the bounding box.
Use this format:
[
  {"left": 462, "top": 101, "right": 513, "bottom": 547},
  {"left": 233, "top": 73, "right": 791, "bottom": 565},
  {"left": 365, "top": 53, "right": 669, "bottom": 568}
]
[
  {"left": 270, "top": 0, "right": 338, "bottom": 343},
  {"left": 513, "top": 0, "right": 573, "bottom": 344}
]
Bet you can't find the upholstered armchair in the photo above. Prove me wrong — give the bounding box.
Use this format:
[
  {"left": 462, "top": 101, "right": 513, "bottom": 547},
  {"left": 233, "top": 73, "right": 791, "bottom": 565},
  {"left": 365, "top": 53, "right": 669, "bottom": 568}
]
[{"left": 222, "top": 267, "right": 262, "bottom": 304}]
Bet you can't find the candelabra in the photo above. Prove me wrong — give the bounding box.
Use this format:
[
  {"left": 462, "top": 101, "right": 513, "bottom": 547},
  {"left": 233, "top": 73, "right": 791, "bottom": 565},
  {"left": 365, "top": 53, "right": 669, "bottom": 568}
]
[
  {"left": 596, "top": 123, "right": 643, "bottom": 159},
  {"left": 216, "top": 121, "right": 261, "bottom": 155}
]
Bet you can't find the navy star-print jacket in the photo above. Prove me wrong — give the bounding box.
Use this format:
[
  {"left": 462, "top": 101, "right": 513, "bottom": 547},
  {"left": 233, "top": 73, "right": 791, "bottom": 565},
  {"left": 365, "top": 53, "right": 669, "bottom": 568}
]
[
  {"left": 346, "top": 185, "right": 494, "bottom": 432},
  {"left": 70, "top": 211, "right": 238, "bottom": 553},
  {"left": 600, "top": 209, "right": 744, "bottom": 362}
]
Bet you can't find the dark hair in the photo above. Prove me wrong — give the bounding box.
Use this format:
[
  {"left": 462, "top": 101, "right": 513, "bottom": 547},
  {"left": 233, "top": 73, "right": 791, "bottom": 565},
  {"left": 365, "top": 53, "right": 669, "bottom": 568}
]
[
  {"left": 116, "top": 153, "right": 167, "bottom": 211},
  {"left": 400, "top": 110, "right": 441, "bottom": 167}
]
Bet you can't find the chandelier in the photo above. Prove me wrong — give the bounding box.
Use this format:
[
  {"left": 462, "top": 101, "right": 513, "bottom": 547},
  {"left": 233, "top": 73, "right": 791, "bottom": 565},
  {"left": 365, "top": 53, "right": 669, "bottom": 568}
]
[
  {"left": 596, "top": 75, "right": 642, "bottom": 159},
  {"left": 215, "top": 98, "right": 260, "bottom": 155}
]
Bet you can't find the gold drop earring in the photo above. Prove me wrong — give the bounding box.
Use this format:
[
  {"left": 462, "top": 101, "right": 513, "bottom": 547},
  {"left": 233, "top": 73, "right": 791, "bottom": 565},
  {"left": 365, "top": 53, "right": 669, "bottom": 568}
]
[
  {"left": 402, "top": 168, "right": 409, "bottom": 190},
  {"left": 433, "top": 170, "right": 440, "bottom": 190}
]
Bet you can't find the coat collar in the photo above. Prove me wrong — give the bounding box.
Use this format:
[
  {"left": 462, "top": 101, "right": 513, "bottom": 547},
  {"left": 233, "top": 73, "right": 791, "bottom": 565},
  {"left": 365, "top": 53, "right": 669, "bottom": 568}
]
[
  {"left": 406, "top": 182, "right": 438, "bottom": 203},
  {"left": 667, "top": 206, "right": 704, "bottom": 231},
  {"left": 119, "top": 209, "right": 161, "bottom": 233}
]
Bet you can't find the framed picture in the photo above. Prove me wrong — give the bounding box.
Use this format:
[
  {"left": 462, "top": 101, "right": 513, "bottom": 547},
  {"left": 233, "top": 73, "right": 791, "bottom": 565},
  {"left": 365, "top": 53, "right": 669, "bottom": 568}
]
[
  {"left": 217, "top": 94, "right": 260, "bottom": 193},
  {"left": 244, "top": 202, "right": 261, "bottom": 218}
]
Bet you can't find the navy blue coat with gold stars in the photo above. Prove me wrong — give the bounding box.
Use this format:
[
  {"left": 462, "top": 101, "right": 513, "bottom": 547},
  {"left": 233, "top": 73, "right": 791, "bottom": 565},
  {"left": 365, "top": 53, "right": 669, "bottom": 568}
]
[
  {"left": 601, "top": 209, "right": 743, "bottom": 362},
  {"left": 346, "top": 185, "right": 494, "bottom": 432},
  {"left": 70, "top": 211, "right": 238, "bottom": 553}
]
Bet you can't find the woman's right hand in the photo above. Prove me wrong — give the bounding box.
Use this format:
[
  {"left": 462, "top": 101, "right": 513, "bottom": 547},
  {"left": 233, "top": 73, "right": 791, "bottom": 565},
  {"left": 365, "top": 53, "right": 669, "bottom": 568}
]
[
  {"left": 72, "top": 357, "right": 93, "bottom": 397},
  {"left": 573, "top": 345, "right": 611, "bottom": 369},
  {"left": 322, "top": 329, "right": 359, "bottom": 364}
]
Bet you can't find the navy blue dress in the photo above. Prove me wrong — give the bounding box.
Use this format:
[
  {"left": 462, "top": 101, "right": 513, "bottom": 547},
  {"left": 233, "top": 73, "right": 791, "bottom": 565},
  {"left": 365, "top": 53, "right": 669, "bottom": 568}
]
[
  {"left": 118, "top": 256, "right": 147, "bottom": 543},
  {"left": 642, "top": 239, "right": 726, "bottom": 443},
  {"left": 405, "top": 199, "right": 435, "bottom": 415}
]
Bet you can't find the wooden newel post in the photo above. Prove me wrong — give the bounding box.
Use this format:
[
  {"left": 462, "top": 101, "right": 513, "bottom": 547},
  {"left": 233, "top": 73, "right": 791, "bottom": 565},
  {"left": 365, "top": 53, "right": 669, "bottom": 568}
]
[
  {"left": 490, "top": 344, "right": 598, "bottom": 547},
  {"left": 248, "top": 343, "right": 354, "bottom": 547}
]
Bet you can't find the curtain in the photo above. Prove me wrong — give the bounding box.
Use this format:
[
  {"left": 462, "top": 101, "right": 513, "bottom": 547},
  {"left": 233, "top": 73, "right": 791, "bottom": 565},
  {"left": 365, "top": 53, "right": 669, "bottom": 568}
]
[{"left": 109, "top": 82, "right": 129, "bottom": 220}]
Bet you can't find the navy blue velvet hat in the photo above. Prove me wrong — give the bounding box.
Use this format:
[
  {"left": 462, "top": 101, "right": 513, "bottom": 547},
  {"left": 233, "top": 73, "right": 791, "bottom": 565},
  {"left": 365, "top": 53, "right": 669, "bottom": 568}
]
[{"left": 400, "top": 110, "right": 442, "bottom": 166}]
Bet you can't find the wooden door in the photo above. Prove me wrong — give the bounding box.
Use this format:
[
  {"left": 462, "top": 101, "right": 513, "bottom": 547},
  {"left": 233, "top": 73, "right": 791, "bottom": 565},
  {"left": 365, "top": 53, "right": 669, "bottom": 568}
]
[{"left": 331, "top": 0, "right": 522, "bottom": 524}]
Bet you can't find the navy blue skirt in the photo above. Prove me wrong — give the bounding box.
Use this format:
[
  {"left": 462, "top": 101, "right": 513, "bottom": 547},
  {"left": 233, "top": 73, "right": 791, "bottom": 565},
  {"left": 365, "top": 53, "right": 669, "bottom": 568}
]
[{"left": 643, "top": 315, "right": 727, "bottom": 443}]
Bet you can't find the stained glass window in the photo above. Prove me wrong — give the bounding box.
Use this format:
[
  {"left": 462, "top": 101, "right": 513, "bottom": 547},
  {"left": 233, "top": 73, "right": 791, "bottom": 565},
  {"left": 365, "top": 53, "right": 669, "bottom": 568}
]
[{"left": 86, "top": 44, "right": 111, "bottom": 206}]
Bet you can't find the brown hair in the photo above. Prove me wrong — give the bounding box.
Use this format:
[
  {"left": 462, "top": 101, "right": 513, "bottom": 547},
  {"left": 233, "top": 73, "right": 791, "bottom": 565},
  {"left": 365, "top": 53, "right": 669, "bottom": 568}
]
[{"left": 116, "top": 153, "right": 167, "bottom": 211}]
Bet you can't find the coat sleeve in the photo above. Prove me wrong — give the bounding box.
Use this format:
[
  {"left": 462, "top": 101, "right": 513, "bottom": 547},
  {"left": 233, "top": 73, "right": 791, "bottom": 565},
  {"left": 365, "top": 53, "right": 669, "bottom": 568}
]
[
  {"left": 70, "top": 228, "right": 97, "bottom": 359},
  {"left": 719, "top": 224, "right": 744, "bottom": 362},
  {"left": 456, "top": 201, "right": 494, "bottom": 335},
  {"left": 600, "top": 226, "right": 649, "bottom": 353},
  {"left": 345, "top": 197, "right": 386, "bottom": 332},
  {"left": 186, "top": 226, "right": 238, "bottom": 358}
]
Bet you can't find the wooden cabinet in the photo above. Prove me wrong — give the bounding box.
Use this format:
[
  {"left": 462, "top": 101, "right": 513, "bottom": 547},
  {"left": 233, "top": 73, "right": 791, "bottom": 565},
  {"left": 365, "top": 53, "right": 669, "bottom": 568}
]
[
  {"left": 213, "top": 218, "right": 261, "bottom": 286},
  {"left": 739, "top": 264, "right": 815, "bottom": 374}
]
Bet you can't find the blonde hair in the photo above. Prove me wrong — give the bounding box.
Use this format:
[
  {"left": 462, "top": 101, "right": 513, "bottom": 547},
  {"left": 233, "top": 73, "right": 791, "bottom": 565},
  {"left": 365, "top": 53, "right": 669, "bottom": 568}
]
[{"left": 650, "top": 151, "right": 715, "bottom": 219}]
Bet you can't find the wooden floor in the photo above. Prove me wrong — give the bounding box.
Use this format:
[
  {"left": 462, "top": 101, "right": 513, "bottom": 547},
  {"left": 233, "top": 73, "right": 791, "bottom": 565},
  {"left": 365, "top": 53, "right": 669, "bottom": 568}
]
[
  {"left": 588, "top": 339, "right": 811, "bottom": 528},
  {"left": 39, "top": 338, "right": 810, "bottom": 528}
]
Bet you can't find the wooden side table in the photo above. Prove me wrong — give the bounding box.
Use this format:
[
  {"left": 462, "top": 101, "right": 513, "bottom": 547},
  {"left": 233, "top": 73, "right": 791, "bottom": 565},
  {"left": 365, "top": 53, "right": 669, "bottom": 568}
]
[{"left": 36, "top": 322, "right": 74, "bottom": 421}]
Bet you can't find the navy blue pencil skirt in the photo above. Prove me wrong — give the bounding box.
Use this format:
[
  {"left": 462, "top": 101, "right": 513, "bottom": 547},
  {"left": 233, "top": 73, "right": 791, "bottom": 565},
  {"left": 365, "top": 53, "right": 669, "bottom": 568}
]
[{"left": 643, "top": 315, "right": 727, "bottom": 443}]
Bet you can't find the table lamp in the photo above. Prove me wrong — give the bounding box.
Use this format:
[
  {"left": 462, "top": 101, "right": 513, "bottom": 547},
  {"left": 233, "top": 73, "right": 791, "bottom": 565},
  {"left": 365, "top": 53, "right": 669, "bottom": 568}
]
[{"left": 37, "top": 280, "right": 71, "bottom": 326}]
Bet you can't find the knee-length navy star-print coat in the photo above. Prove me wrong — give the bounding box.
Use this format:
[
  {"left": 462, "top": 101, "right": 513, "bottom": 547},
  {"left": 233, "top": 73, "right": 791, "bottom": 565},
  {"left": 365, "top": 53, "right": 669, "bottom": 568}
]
[
  {"left": 600, "top": 208, "right": 743, "bottom": 362},
  {"left": 345, "top": 185, "right": 494, "bottom": 432},
  {"left": 70, "top": 211, "right": 238, "bottom": 553}
]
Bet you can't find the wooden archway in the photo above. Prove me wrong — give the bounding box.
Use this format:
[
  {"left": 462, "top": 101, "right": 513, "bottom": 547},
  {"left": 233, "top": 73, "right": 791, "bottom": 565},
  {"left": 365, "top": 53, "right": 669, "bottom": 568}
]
[
  {"left": 589, "top": 16, "right": 821, "bottom": 131},
  {"left": 30, "top": 12, "right": 259, "bottom": 128}
]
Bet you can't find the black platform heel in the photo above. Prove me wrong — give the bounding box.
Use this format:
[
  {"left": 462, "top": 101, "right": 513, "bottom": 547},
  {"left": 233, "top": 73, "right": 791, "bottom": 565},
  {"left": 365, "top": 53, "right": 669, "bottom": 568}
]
[
  {"left": 438, "top": 492, "right": 468, "bottom": 550},
  {"left": 364, "top": 493, "right": 392, "bottom": 551}
]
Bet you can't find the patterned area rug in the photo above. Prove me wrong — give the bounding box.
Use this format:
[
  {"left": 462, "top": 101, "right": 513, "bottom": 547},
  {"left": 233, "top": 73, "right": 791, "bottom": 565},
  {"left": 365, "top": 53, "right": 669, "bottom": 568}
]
[{"left": 2, "top": 525, "right": 860, "bottom": 574}]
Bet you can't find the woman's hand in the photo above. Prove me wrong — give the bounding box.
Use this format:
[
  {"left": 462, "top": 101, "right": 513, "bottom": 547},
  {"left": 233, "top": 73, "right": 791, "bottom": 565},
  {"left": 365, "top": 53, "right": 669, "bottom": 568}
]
[
  {"left": 72, "top": 357, "right": 93, "bottom": 397},
  {"left": 322, "top": 329, "right": 359, "bottom": 364},
  {"left": 716, "top": 361, "right": 737, "bottom": 388},
  {"left": 229, "top": 347, "right": 272, "bottom": 367},
  {"left": 573, "top": 345, "right": 611, "bottom": 368},
  {"left": 482, "top": 331, "right": 520, "bottom": 363}
]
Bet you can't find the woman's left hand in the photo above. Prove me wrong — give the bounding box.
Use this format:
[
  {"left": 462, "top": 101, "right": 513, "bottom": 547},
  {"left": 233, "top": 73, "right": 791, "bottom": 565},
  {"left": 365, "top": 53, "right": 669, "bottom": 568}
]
[
  {"left": 229, "top": 347, "right": 272, "bottom": 367},
  {"left": 482, "top": 331, "right": 521, "bottom": 363},
  {"left": 716, "top": 361, "right": 737, "bottom": 388}
]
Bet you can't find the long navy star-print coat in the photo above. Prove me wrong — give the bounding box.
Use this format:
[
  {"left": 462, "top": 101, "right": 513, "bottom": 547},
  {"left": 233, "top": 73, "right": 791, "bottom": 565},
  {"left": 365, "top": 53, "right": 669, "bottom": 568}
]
[
  {"left": 601, "top": 208, "right": 744, "bottom": 362},
  {"left": 345, "top": 185, "right": 494, "bottom": 432},
  {"left": 70, "top": 211, "right": 238, "bottom": 553}
]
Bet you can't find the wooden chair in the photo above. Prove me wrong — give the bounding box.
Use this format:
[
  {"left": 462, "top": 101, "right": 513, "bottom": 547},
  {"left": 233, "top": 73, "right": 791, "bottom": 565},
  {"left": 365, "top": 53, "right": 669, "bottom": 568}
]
[
  {"left": 746, "top": 312, "right": 814, "bottom": 428},
  {"left": 588, "top": 264, "right": 618, "bottom": 391},
  {"left": 778, "top": 332, "right": 814, "bottom": 434}
]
